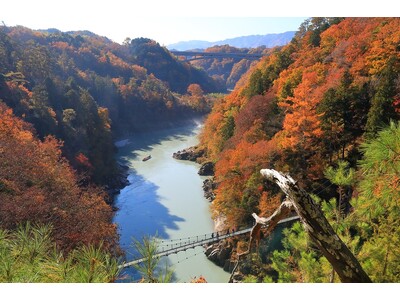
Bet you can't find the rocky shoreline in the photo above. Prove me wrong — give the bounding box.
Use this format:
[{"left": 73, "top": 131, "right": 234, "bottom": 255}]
[
  {"left": 173, "top": 146, "right": 217, "bottom": 203},
  {"left": 202, "top": 178, "right": 216, "bottom": 202},
  {"left": 204, "top": 239, "right": 235, "bottom": 273},
  {"left": 173, "top": 145, "right": 242, "bottom": 280},
  {"left": 198, "top": 161, "right": 214, "bottom": 176},
  {"left": 105, "top": 163, "right": 130, "bottom": 206}
]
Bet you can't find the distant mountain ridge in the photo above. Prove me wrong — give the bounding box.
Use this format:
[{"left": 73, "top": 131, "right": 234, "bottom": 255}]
[{"left": 167, "top": 31, "right": 296, "bottom": 51}]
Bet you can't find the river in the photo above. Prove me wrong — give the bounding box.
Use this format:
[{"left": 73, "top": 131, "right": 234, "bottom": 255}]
[{"left": 113, "top": 121, "right": 230, "bottom": 283}]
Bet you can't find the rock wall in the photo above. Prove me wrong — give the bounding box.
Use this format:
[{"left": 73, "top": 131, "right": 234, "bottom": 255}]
[{"left": 204, "top": 239, "right": 236, "bottom": 273}]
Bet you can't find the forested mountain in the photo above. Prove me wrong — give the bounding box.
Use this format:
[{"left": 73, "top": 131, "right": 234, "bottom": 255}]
[
  {"left": 189, "top": 44, "right": 273, "bottom": 90},
  {"left": 126, "top": 37, "right": 225, "bottom": 93},
  {"left": 2, "top": 17, "right": 400, "bottom": 283},
  {"left": 199, "top": 17, "right": 400, "bottom": 282},
  {"left": 167, "top": 31, "right": 295, "bottom": 51},
  {"left": 0, "top": 26, "right": 223, "bottom": 186},
  {"left": 0, "top": 25, "right": 223, "bottom": 265}
]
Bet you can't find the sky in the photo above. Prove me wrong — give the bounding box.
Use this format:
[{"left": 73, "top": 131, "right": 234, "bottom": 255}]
[{"left": 1, "top": 0, "right": 393, "bottom": 46}]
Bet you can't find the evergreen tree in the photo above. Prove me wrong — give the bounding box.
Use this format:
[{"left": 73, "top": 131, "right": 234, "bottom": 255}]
[
  {"left": 324, "top": 160, "right": 355, "bottom": 219},
  {"left": 365, "top": 57, "right": 399, "bottom": 138},
  {"left": 354, "top": 121, "right": 400, "bottom": 282},
  {"left": 0, "top": 223, "right": 120, "bottom": 283},
  {"left": 131, "top": 236, "right": 173, "bottom": 283},
  {"left": 318, "top": 71, "right": 370, "bottom": 161}
]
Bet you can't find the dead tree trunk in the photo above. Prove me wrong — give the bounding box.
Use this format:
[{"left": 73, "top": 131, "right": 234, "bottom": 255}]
[{"left": 255, "top": 169, "right": 372, "bottom": 283}]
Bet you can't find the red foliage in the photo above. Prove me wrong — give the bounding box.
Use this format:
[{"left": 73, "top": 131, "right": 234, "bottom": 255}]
[
  {"left": 75, "top": 152, "right": 93, "bottom": 169},
  {"left": 200, "top": 18, "right": 400, "bottom": 227},
  {"left": 0, "top": 103, "right": 117, "bottom": 252}
]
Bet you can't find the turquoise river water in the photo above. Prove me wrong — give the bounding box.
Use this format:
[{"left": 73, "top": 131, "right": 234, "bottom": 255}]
[{"left": 113, "top": 121, "right": 230, "bottom": 283}]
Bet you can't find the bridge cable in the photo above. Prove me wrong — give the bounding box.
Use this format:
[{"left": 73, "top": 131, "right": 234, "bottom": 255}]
[{"left": 168, "top": 248, "right": 205, "bottom": 268}]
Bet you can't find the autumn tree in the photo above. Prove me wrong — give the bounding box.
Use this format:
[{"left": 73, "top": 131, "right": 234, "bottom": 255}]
[
  {"left": 234, "top": 92, "right": 282, "bottom": 143},
  {"left": 183, "top": 83, "right": 208, "bottom": 112},
  {"left": 0, "top": 103, "right": 117, "bottom": 252}
]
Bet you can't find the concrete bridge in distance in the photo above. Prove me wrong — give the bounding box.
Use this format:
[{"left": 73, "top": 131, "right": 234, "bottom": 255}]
[{"left": 170, "top": 50, "right": 263, "bottom": 62}]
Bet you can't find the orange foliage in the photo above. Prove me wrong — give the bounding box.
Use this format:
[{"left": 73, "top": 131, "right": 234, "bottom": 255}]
[
  {"left": 51, "top": 41, "right": 74, "bottom": 51},
  {"left": 190, "top": 276, "right": 207, "bottom": 283},
  {"left": 199, "top": 105, "right": 226, "bottom": 160},
  {"left": 212, "top": 139, "right": 279, "bottom": 226},
  {"left": 6, "top": 81, "right": 33, "bottom": 99},
  {"left": 200, "top": 18, "right": 400, "bottom": 228},
  {"left": 280, "top": 69, "right": 325, "bottom": 149}
]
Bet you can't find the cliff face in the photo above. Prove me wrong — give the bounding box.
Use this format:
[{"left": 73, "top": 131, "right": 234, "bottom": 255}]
[{"left": 205, "top": 239, "right": 235, "bottom": 272}]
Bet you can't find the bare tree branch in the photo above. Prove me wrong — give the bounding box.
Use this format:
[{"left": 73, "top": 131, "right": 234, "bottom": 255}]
[{"left": 255, "top": 168, "right": 371, "bottom": 283}]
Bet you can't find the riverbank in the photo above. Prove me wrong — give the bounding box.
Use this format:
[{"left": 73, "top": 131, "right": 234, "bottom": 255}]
[
  {"left": 112, "top": 122, "right": 230, "bottom": 282},
  {"left": 108, "top": 117, "right": 206, "bottom": 202}
]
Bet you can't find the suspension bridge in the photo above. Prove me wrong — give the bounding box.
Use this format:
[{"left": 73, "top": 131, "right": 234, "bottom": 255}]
[
  {"left": 170, "top": 50, "right": 263, "bottom": 62},
  {"left": 118, "top": 215, "right": 299, "bottom": 268}
]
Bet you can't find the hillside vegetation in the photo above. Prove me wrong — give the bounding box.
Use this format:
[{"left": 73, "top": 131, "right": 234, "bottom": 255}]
[
  {"left": 0, "top": 26, "right": 223, "bottom": 186},
  {"left": 199, "top": 17, "right": 400, "bottom": 282},
  {"left": 190, "top": 44, "right": 273, "bottom": 90},
  {"left": 0, "top": 25, "right": 223, "bottom": 270}
]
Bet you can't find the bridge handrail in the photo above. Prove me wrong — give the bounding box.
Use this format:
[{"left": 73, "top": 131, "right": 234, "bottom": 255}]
[
  {"left": 170, "top": 50, "right": 263, "bottom": 61},
  {"left": 118, "top": 215, "right": 299, "bottom": 268}
]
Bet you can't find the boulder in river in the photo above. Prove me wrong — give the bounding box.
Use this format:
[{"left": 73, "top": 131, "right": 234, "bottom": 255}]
[{"left": 172, "top": 146, "right": 204, "bottom": 162}]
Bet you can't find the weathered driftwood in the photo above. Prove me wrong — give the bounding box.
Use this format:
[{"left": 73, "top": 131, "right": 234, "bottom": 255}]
[
  {"left": 230, "top": 169, "right": 371, "bottom": 283},
  {"left": 228, "top": 199, "right": 295, "bottom": 283},
  {"left": 253, "top": 169, "right": 372, "bottom": 283}
]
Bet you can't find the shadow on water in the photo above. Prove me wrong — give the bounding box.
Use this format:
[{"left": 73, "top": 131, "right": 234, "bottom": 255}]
[
  {"left": 114, "top": 168, "right": 185, "bottom": 282},
  {"left": 114, "top": 122, "right": 203, "bottom": 282},
  {"left": 116, "top": 120, "right": 202, "bottom": 162}
]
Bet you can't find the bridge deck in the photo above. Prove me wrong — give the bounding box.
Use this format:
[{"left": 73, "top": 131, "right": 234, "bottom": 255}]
[
  {"left": 119, "top": 215, "right": 299, "bottom": 268},
  {"left": 170, "top": 50, "right": 263, "bottom": 61}
]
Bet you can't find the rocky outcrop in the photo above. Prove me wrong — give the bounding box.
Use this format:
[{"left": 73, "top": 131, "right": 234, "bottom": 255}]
[
  {"left": 202, "top": 178, "right": 217, "bottom": 202},
  {"left": 172, "top": 146, "right": 204, "bottom": 162},
  {"left": 106, "top": 164, "right": 130, "bottom": 203},
  {"left": 204, "top": 239, "right": 235, "bottom": 273},
  {"left": 230, "top": 272, "right": 244, "bottom": 283},
  {"left": 198, "top": 162, "right": 214, "bottom": 176}
]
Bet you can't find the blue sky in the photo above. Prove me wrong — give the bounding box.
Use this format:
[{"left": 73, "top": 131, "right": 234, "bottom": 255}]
[
  {"left": 122, "top": 17, "right": 307, "bottom": 46},
  {"left": 1, "top": 0, "right": 393, "bottom": 45}
]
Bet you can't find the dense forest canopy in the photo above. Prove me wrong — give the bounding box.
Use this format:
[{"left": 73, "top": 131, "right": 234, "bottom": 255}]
[
  {"left": 199, "top": 17, "right": 400, "bottom": 282},
  {"left": 1, "top": 17, "right": 400, "bottom": 283},
  {"left": 0, "top": 103, "right": 117, "bottom": 252},
  {"left": 0, "top": 25, "right": 224, "bottom": 272},
  {"left": 0, "top": 25, "right": 223, "bottom": 186}
]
